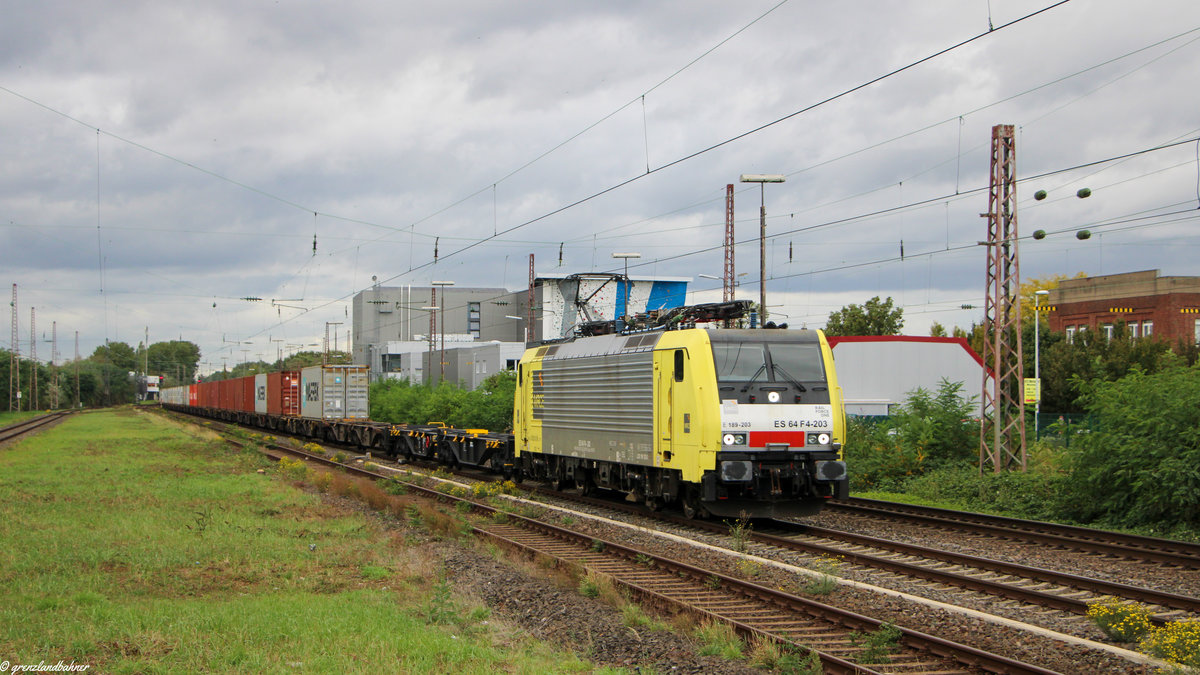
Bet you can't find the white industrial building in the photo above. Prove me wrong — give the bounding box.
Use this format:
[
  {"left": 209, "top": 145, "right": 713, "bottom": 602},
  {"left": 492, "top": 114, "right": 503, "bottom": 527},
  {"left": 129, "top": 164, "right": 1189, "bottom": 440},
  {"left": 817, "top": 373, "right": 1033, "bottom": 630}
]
[
  {"left": 373, "top": 339, "right": 526, "bottom": 390},
  {"left": 350, "top": 273, "right": 691, "bottom": 388},
  {"left": 827, "top": 336, "right": 991, "bottom": 416}
]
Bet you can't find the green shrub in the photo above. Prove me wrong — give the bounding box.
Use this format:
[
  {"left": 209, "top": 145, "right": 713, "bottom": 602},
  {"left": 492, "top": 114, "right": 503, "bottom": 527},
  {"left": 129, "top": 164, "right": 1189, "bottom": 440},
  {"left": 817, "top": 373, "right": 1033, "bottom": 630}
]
[
  {"left": 850, "top": 623, "right": 901, "bottom": 664},
  {"left": 845, "top": 380, "right": 978, "bottom": 491},
  {"left": 901, "top": 464, "right": 1068, "bottom": 521},
  {"left": 1060, "top": 364, "right": 1200, "bottom": 529},
  {"left": 368, "top": 371, "right": 516, "bottom": 432}
]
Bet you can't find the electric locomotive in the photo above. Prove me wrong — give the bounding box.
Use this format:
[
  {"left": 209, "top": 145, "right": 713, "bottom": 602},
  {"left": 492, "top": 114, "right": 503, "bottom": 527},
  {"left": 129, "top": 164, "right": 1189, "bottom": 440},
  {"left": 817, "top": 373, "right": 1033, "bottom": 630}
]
[{"left": 513, "top": 326, "right": 847, "bottom": 519}]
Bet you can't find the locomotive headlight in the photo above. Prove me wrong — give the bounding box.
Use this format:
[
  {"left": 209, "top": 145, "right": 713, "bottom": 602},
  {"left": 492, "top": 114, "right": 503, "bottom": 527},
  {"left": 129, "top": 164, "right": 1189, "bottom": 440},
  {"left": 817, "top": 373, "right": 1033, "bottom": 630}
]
[
  {"left": 723, "top": 434, "right": 736, "bottom": 446},
  {"left": 818, "top": 433, "right": 830, "bottom": 445},
  {"left": 723, "top": 433, "right": 747, "bottom": 446},
  {"left": 767, "top": 391, "right": 781, "bottom": 403}
]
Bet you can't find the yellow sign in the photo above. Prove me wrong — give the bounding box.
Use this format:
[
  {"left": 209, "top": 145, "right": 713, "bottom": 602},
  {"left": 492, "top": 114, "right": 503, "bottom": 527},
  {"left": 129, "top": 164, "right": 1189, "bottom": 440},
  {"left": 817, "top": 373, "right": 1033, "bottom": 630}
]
[{"left": 1023, "top": 378, "right": 1041, "bottom": 405}]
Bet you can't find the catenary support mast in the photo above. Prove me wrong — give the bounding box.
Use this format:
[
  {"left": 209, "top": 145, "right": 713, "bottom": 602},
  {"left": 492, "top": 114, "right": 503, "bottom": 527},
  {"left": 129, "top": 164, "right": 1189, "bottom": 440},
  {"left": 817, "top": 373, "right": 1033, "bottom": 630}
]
[{"left": 979, "top": 124, "right": 1027, "bottom": 473}]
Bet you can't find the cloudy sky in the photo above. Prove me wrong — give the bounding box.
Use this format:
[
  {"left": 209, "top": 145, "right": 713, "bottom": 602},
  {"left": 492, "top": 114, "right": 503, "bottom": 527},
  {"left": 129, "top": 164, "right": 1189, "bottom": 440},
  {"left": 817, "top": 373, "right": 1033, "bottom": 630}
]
[{"left": 3, "top": 0, "right": 1199, "bottom": 373}]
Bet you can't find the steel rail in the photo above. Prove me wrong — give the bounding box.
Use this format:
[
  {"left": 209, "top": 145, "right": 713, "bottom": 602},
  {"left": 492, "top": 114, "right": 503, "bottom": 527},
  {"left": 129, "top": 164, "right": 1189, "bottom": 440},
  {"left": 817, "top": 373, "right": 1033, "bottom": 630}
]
[
  {"left": 529, "top": 487, "right": 1198, "bottom": 623},
  {"left": 233, "top": 434, "right": 1055, "bottom": 674},
  {"left": 831, "top": 498, "right": 1200, "bottom": 570},
  {"left": 0, "top": 411, "right": 71, "bottom": 445}
]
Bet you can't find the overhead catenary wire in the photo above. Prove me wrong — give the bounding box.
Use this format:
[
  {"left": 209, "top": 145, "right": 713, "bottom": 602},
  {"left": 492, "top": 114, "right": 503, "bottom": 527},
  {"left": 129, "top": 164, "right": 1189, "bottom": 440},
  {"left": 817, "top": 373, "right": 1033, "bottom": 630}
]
[
  {"left": 363, "top": 1, "right": 1075, "bottom": 291},
  {"left": 6, "top": 1, "right": 1070, "bottom": 281},
  {"left": 20, "top": 1, "right": 1200, "bottom": 357},
  {"left": 224, "top": 133, "right": 1199, "bottom": 348}
]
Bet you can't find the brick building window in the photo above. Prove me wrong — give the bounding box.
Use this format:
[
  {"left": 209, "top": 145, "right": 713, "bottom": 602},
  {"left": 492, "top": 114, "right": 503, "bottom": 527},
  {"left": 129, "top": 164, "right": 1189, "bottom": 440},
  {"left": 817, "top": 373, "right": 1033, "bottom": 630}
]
[
  {"left": 1195, "top": 319, "right": 1199, "bottom": 344},
  {"left": 1065, "top": 326, "right": 1076, "bottom": 343},
  {"left": 1129, "top": 322, "right": 1140, "bottom": 338},
  {"left": 1102, "top": 324, "right": 1114, "bottom": 341},
  {"left": 1143, "top": 321, "right": 1153, "bottom": 338}
]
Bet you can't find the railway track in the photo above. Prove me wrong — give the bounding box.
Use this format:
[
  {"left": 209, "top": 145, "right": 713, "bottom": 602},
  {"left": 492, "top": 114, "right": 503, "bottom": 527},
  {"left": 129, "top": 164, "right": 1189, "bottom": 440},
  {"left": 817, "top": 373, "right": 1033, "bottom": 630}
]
[
  {"left": 0, "top": 411, "right": 71, "bottom": 445},
  {"left": 531, "top": 489, "right": 1200, "bottom": 629},
  {"left": 829, "top": 497, "right": 1200, "bottom": 570},
  {"left": 220, "top": 412, "right": 1200, "bottom": 624},
  {"left": 212, "top": 427, "right": 1059, "bottom": 673},
  {"left": 160, "top": 409, "right": 1170, "bottom": 670}
]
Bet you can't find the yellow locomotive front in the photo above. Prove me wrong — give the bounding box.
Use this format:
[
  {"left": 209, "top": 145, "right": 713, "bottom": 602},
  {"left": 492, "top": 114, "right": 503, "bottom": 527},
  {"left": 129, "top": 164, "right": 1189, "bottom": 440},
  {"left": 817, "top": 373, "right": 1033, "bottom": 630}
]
[
  {"left": 513, "top": 327, "right": 847, "bottom": 519},
  {"left": 694, "top": 329, "right": 848, "bottom": 518}
]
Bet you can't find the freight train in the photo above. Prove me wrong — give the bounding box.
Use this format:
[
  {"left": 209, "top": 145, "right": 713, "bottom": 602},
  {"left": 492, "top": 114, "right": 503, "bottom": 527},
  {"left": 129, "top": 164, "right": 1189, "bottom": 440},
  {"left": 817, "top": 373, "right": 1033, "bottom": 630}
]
[{"left": 163, "top": 322, "right": 848, "bottom": 518}]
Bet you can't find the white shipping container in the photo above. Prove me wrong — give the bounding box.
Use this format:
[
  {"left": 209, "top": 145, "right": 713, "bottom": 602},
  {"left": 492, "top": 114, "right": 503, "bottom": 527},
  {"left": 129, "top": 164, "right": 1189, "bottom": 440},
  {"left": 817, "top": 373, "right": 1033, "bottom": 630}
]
[
  {"left": 254, "top": 374, "right": 268, "bottom": 414},
  {"left": 300, "top": 365, "right": 370, "bottom": 420},
  {"left": 162, "top": 385, "right": 186, "bottom": 406}
]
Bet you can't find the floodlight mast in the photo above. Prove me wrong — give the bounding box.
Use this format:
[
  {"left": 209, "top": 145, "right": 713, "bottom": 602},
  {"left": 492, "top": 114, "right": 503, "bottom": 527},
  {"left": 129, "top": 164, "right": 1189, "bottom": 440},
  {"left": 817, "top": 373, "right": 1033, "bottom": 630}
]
[{"left": 739, "top": 174, "right": 786, "bottom": 327}]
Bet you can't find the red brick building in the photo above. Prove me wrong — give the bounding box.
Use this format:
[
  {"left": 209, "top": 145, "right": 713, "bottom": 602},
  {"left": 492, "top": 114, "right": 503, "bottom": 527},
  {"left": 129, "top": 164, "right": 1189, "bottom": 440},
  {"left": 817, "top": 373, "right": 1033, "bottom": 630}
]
[{"left": 1045, "top": 270, "right": 1200, "bottom": 344}]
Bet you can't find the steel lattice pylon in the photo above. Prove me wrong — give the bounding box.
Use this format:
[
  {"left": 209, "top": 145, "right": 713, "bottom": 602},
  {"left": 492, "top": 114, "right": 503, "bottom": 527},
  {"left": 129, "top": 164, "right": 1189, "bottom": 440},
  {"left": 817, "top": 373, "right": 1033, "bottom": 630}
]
[
  {"left": 527, "top": 254, "right": 535, "bottom": 342},
  {"left": 979, "top": 124, "right": 1027, "bottom": 473},
  {"left": 723, "top": 184, "right": 735, "bottom": 303}
]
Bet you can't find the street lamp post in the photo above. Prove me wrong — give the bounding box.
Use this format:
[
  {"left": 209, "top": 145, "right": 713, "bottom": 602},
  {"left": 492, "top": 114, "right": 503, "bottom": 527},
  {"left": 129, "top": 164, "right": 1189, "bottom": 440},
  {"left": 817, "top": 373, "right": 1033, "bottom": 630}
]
[
  {"left": 431, "top": 281, "right": 455, "bottom": 382},
  {"left": 1034, "top": 289, "right": 1050, "bottom": 439},
  {"left": 739, "top": 174, "right": 786, "bottom": 327},
  {"left": 611, "top": 253, "right": 641, "bottom": 331}
]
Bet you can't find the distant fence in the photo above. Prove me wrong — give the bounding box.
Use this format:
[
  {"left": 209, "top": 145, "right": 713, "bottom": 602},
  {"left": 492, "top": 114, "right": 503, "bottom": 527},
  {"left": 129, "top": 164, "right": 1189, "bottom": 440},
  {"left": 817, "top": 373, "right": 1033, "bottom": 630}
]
[{"left": 1035, "top": 412, "right": 1095, "bottom": 447}]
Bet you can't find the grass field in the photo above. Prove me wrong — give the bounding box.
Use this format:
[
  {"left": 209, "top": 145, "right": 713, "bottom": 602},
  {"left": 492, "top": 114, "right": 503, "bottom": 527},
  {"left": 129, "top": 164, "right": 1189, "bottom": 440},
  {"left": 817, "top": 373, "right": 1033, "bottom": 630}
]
[
  {"left": 0, "top": 408, "right": 601, "bottom": 673},
  {"left": 0, "top": 410, "right": 40, "bottom": 428}
]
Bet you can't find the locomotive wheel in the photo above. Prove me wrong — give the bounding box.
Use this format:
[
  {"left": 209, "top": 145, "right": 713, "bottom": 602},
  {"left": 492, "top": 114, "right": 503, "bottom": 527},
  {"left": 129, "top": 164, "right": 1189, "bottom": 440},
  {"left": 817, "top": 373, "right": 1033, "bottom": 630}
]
[{"left": 681, "top": 487, "right": 707, "bottom": 520}]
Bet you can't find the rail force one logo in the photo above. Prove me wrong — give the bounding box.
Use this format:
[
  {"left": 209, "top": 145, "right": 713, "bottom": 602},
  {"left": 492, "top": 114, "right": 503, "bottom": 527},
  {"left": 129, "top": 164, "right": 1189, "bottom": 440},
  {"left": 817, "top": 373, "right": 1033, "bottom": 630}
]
[{"left": 305, "top": 382, "right": 320, "bottom": 402}]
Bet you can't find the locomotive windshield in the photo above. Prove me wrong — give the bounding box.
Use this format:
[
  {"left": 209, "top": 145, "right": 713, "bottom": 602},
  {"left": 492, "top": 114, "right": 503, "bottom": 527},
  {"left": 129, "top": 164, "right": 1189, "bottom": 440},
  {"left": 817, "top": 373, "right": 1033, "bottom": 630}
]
[
  {"left": 767, "top": 342, "right": 825, "bottom": 383},
  {"left": 712, "top": 343, "right": 767, "bottom": 382},
  {"left": 711, "top": 339, "right": 824, "bottom": 386}
]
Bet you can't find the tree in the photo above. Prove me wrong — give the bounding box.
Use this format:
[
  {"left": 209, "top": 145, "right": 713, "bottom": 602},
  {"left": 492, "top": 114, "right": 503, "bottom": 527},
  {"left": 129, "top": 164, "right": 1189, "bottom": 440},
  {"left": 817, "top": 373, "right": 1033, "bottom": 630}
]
[
  {"left": 1036, "top": 321, "right": 1174, "bottom": 413},
  {"left": 0, "top": 348, "right": 50, "bottom": 410},
  {"left": 279, "top": 350, "right": 344, "bottom": 371},
  {"left": 824, "top": 296, "right": 903, "bottom": 336},
  {"left": 147, "top": 341, "right": 201, "bottom": 385},
  {"left": 91, "top": 341, "right": 137, "bottom": 372},
  {"left": 77, "top": 360, "right": 134, "bottom": 406},
  {"left": 1020, "top": 272, "right": 1086, "bottom": 326},
  {"left": 929, "top": 322, "right": 947, "bottom": 337}
]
